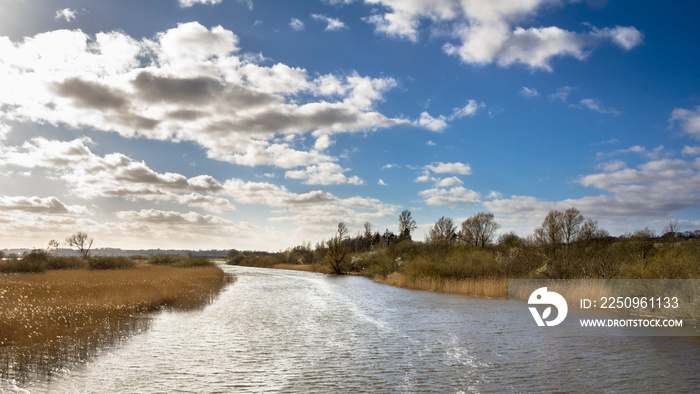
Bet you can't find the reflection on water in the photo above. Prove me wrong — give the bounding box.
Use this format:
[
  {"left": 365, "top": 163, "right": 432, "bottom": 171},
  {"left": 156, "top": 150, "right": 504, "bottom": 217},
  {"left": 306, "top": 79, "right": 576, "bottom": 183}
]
[{"left": 13, "top": 265, "right": 700, "bottom": 392}]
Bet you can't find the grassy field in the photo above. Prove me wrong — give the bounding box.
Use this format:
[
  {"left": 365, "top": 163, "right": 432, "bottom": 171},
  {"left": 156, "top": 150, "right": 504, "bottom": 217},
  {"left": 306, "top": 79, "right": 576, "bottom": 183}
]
[{"left": 0, "top": 265, "right": 234, "bottom": 380}]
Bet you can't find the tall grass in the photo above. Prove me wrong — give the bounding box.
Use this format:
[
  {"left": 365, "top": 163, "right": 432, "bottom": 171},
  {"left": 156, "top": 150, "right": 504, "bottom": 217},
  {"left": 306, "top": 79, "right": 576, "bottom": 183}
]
[
  {"left": 0, "top": 266, "right": 234, "bottom": 381},
  {"left": 377, "top": 272, "right": 508, "bottom": 299}
]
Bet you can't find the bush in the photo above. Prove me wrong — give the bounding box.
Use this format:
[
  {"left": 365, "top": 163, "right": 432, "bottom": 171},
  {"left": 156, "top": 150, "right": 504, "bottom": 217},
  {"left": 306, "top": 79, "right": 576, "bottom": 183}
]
[
  {"left": 88, "top": 256, "right": 135, "bottom": 270},
  {"left": 147, "top": 254, "right": 214, "bottom": 268},
  {"left": 226, "top": 254, "right": 245, "bottom": 265},
  {"left": 172, "top": 256, "right": 213, "bottom": 268},
  {"left": 45, "top": 256, "right": 87, "bottom": 270},
  {"left": 0, "top": 250, "right": 48, "bottom": 274},
  {"left": 147, "top": 255, "right": 179, "bottom": 266}
]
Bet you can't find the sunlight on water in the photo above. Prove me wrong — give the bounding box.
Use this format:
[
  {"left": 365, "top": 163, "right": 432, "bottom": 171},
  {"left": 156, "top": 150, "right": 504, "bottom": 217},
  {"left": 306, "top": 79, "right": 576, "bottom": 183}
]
[{"left": 12, "top": 265, "right": 700, "bottom": 393}]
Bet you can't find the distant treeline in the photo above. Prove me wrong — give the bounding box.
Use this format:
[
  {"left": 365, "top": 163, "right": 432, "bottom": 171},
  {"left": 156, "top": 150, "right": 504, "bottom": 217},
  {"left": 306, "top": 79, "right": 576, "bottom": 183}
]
[
  {"left": 1, "top": 248, "right": 236, "bottom": 259},
  {"left": 228, "top": 208, "right": 700, "bottom": 281}
]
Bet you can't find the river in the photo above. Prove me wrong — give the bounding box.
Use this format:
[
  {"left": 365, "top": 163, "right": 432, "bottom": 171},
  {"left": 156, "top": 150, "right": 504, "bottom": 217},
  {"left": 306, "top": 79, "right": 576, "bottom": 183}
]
[{"left": 16, "top": 265, "right": 700, "bottom": 392}]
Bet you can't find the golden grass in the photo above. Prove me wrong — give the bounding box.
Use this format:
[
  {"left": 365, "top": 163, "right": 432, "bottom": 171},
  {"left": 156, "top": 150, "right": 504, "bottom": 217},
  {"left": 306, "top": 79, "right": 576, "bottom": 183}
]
[
  {"left": 0, "top": 266, "right": 234, "bottom": 380},
  {"left": 376, "top": 272, "right": 508, "bottom": 299}
]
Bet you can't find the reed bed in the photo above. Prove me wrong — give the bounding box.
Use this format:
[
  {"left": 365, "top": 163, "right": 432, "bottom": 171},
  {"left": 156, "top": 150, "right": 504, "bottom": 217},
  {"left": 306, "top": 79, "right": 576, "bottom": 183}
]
[
  {"left": 376, "top": 272, "right": 508, "bottom": 299},
  {"left": 0, "top": 266, "right": 234, "bottom": 381}
]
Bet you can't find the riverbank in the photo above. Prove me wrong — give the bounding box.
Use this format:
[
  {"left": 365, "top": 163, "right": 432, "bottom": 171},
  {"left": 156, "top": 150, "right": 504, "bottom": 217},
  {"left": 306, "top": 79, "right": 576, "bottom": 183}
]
[
  {"left": 0, "top": 265, "right": 234, "bottom": 380},
  {"left": 374, "top": 272, "right": 508, "bottom": 298}
]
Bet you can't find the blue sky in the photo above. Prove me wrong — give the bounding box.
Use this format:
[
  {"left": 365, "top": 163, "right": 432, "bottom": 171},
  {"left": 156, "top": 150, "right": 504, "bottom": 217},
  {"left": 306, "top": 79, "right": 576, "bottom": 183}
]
[{"left": 1, "top": 0, "right": 699, "bottom": 251}]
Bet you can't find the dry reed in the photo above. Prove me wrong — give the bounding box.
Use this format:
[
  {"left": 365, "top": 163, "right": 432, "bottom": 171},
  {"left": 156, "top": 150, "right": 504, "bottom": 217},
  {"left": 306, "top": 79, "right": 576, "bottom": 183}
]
[
  {"left": 376, "top": 272, "right": 508, "bottom": 299},
  {"left": 0, "top": 266, "right": 234, "bottom": 381}
]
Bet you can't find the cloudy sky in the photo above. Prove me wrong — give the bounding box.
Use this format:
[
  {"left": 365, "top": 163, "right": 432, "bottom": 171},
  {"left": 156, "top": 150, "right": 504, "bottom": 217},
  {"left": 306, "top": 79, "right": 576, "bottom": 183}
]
[{"left": 0, "top": 0, "right": 699, "bottom": 251}]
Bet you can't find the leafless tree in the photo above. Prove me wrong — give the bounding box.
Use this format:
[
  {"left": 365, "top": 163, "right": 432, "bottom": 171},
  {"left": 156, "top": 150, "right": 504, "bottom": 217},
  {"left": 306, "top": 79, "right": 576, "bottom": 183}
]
[
  {"left": 428, "top": 216, "right": 457, "bottom": 243},
  {"left": 459, "top": 212, "right": 500, "bottom": 248},
  {"left": 561, "top": 207, "right": 584, "bottom": 244},
  {"left": 65, "top": 231, "right": 93, "bottom": 257},
  {"left": 326, "top": 223, "right": 348, "bottom": 275}
]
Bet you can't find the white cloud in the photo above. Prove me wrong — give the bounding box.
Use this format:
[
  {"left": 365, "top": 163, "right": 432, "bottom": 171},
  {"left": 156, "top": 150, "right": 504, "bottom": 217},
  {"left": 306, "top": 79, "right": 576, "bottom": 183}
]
[
  {"left": 314, "top": 134, "right": 333, "bottom": 150},
  {"left": 359, "top": 0, "right": 642, "bottom": 70},
  {"left": 682, "top": 146, "right": 700, "bottom": 156},
  {"left": 549, "top": 86, "right": 573, "bottom": 102},
  {"left": 178, "top": 0, "right": 222, "bottom": 7},
  {"left": 600, "top": 145, "right": 664, "bottom": 160},
  {"left": 311, "top": 14, "right": 347, "bottom": 31},
  {"left": 417, "top": 111, "right": 448, "bottom": 131},
  {"left": 450, "top": 99, "right": 482, "bottom": 119},
  {"left": 598, "top": 160, "right": 627, "bottom": 172},
  {"left": 0, "top": 195, "right": 88, "bottom": 215},
  {"left": 419, "top": 186, "right": 482, "bottom": 206},
  {"left": 425, "top": 161, "right": 472, "bottom": 175},
  {"left": 285, "top": 162, "right": 363, "bottom": 185},
  {"left": 579, "top": 98, "right": 620, "bottom": 115},
  {"left": 54, "top": 8, "right": 78, "bottom": 22},
  {"left": 520, "top": 86, "right": 540, "bottom": 98},
  {"left": 671, "top": 106, "right": 700, "bottom": 140},
  {"left": 0, "top": 23, "right": 422, "bottom": 171},
  {"left": 486, "top": 156, "right": 700, "bottom": 228},
  {"left": 290, "top": 18, "right": 305, "bottom": 31},
  {"left": 592, "top": 25, "right": 644, "bottom": 50},
  {"left": 378, "top": 179, "right": 387, "bottom": 186},
  {"left": 0, "top": 137, "right": 235, "bottom": 212},
  {"left": 435, "top": 176, "right": 464, "bottom": 187}
]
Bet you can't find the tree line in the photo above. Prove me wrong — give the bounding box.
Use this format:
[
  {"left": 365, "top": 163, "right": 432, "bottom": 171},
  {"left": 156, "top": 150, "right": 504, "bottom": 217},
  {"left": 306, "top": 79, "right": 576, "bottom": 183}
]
[{"left": 230, "top": 208, "right": 700, "bottom": 281}]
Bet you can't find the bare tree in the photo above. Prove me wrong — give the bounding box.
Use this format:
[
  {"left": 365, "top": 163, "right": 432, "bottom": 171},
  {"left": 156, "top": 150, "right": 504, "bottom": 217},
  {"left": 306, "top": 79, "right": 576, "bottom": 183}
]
[
  {"left": 459, "top": 212, "right": 500, "bottom": 248},
  {"left": 47, "top": 239, "right": 60, "bottom": 254},
  {"left": 398, "top": 210, "right": 417, "bottom": 242},
  {"left": 577, "top": 219, "right": 609, "bottom": 242},
  {"left": 663, "top": 219, "right": 681, "bottom": 240},
  {"left": 561, "top": 207, "right": 584, "bottom": 244},
  {"left": 536, "top": 210, "right": 564, "bottom": 247},
  {"left": 326, "top": 223, "right": 349, "bottom": 275},
  {"left": 65, "top": 231, "right": 93, "bottom": 257},
  {"left": 427, "top": 216, "right": 457, "bottom": 243}
]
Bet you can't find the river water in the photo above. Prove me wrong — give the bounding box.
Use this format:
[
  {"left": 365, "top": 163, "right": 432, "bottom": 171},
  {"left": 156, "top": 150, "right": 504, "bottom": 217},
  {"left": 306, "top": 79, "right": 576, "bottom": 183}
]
[{"left": 16, "top": 265, "right": 700, "bottom": 392}]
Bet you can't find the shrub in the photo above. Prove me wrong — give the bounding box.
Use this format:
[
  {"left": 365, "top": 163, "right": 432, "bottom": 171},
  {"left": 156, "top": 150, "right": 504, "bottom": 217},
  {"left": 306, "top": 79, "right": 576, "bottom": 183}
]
[
  {"left": 45, "top": 256, "right": 87, "bottom": 270},
  {"left": 147, "top": 255, "right": 179, "bottom": 266},
  {"left": 88, "top": 256, "right": 135, "bottom": 270},
  {"left": 0, "top": 250, "right": 48, "bottom": 274},
  {"left": 172, "top": 256, "right": 213, "bottom": 268},
  {"left": 147, "top": 254, "right": 214, "bottom": 268}
]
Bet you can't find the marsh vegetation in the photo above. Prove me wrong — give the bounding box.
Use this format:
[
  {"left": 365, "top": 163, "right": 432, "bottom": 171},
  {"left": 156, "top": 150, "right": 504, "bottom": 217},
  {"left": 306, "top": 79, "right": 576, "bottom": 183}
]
[{"left": 0, "top": 249, "right": 234, "bottom": 382}]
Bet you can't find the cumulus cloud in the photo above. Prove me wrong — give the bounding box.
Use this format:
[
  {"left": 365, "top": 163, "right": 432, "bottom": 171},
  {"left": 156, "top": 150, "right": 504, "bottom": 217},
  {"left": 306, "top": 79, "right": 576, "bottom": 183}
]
[
  {"left": 0, "top": 23, "right": 418, "bottom": 172},
  {"left": 0, "top": 137, "right": 235, "bottom": 212},
  {"left": 670, "top": 106, "right": 700, "bottom": 140},
  {"left": 0, "top": 196, "right": 88, "bottom": 215},
  {"left": 311, "top": 14, "right": 347, "bottom": 31},
  {"left": 425, "top": 161, "right": 472, "bottom": 175},
  {"left": 419, "top": 186, "right": 481, "bottom": 206},
  {"left": 284, "top": 162, "right": 364, "bottom": 185},
  {"left": 417, "top": 100, "right": 483, "bottom": 131},
  {"left": 486, "top": 157, "right": 700, "bottom": 228},
  {"left": 360, "top": 0, "right": 642, "bottom": 70}
]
